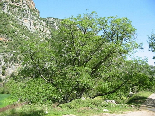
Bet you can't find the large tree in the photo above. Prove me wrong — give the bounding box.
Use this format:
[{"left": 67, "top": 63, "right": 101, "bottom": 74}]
[
  {"left": 50, "top": 12, "right": 138, "bottom": 98},
  {"left": 7, "top": 12, "right": 153, "bottom": 104}
]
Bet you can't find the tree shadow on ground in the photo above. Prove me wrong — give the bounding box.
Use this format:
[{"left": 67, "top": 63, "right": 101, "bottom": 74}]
[
  {"left": 126, "top": 96, "right": 148, "bottom": 106},
  {"left": 2, "top": 109, "right": 46, "bottom": 116},
  {"left": 127, "top": 95, "right": 155, "bottom": 107},
  {"left": 143, "top": 98, "right": 155, "bottom": 107}
]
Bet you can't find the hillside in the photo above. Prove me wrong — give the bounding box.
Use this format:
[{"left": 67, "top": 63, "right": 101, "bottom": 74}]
[
  {"left": 0, "top": 0, "right": 61, "bottom": 78},
  {"left": 0, "top": 0, "right": 62, "bottom": 37}
]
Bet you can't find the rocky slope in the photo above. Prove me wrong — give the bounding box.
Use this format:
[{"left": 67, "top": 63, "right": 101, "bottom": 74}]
[
  {"left": 0, "top": 0, "right": 61, "bottom": 37},
  {"left": 1, "top": 0, "right": 36, "bottom": 10},
  {"left": 0, "top": 0, "right": 62, "bottom": 79}
]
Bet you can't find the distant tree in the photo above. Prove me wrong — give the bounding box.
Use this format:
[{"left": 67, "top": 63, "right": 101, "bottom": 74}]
[{"left": 149, "top": 32, "right": 155, "bottom": 62}]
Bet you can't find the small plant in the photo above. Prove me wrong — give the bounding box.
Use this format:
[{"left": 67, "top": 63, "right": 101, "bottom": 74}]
[
  {"left": 2, "top": 65, "right": 6, "bottom": 76},
  {"left": 0, "top": 77, "right": 2, "bottom": 82}
]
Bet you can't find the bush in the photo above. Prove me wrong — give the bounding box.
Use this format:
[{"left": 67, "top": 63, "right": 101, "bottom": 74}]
[{"left": 6, "top": 78, "right": 58, "bottom": 104}]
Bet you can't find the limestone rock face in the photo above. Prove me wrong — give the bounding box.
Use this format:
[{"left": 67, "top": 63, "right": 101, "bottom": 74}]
[
  {"left": 0, "top": 0, "right": 61, "bottom": 38},
  {"left": 1, "top": 0, "right": 36, "bottom": 10},
  {"left": 46, "top": 17, "right": 62, "bottom": 30},
  {"left": 0, "top": 0, "right": 62, "bottom": 79},
  {"left": 1, "top": 0, "right": 42, "bottom": 33}
]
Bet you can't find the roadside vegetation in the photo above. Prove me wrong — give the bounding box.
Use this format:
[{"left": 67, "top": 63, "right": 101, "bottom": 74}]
[{"left": 0, "top": 91, "right": 153, "bottom": 116}]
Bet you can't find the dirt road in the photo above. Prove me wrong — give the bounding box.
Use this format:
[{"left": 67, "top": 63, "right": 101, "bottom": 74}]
[
  {"left": 99, "top": 110, "right": 155, "bottom": 116},
  {"left": 101, "top": 93, "right": 155, "bottom": 116}
]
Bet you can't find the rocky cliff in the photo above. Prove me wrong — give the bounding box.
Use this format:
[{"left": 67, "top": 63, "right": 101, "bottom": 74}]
[
  {"left": 0, "top": 0, "right": 62, "bottom": 38},
  {"left": 0, "top": 0, "right": 49, "bottom": 36},
  {"left": 1, "top": 0, "right": 36, "bottom": 10},
  {"left": 0, "top": 0, "right": 62, "bottom": 79}
]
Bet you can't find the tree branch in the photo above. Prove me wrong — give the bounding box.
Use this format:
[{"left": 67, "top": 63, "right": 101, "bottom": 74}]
[
  {"left": 91, "top": 79, "right": 129, "bottom": 98},
  {"left": 40, "top": 74, "right": 58, "bottom": 89},
  {"left": 91, "top": 48, "right": 115, "bottom": 75}
]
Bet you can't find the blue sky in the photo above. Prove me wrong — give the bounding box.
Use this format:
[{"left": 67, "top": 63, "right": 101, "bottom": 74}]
[{"left": 33, "top": 0, "right": 155, "bottom": 65}]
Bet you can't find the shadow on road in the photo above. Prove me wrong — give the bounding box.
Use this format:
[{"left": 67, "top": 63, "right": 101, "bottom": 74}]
[
  {"left": 142, "top": 97, "right": 155, "bottom": 112},
  {"left": 143, "top": 98, "right": 155, "bottom": 107},
  {"left": 126, "top": 96, "right": 148, "bottom": 106},
  {"left": 126, "top": 94, "right": 155, "bottom": 112}
]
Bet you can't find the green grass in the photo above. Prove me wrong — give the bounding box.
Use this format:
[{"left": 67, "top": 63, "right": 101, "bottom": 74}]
[
  {"left": 0, "top": 91, "right": 153, "bottom": 116},
  {"left": 0, "top": 94, "right": 17, "bottom": 108},
  {"left": 0, "top": 94, "right": 10, "bottom": 108},
  {"left": 0, "top": 97, "right": 135, "bottom": 116}
]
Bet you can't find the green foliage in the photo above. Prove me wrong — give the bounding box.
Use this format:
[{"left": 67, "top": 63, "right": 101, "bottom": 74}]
[
  {"left": 0, "top": 82, "right": 10, "bottom": 94},
  {"left": 49, "top": 12, "right": 139, "bottom": 100},
  {"left": 149, "top": 33, "right": 155, "bottom": 52},
  {"left": 2, "top": 65, "right": 6, "bottom": 76},
  {"left": 6, "top": 78, "right": 57, "bottom": 104},
  {"left": 149, "top": 32, "right": 155, "bottom": 63},
  {"left": 3, "top": 11, "right": 155, "bottom": 104},
  {"left": 0, "top": 78, "right": 2, "bottom": 82}
]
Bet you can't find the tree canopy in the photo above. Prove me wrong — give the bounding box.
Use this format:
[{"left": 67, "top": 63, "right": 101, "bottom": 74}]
[{"left": 6, "top": 12, "right": 155, "bottom": 104}]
